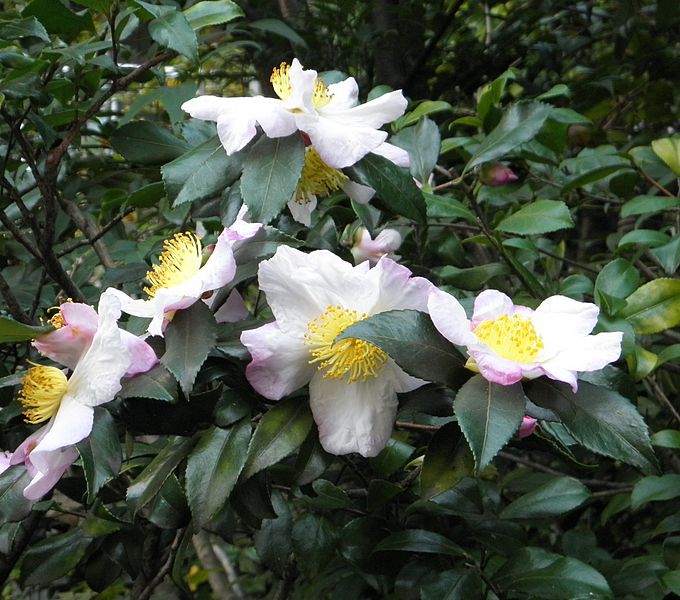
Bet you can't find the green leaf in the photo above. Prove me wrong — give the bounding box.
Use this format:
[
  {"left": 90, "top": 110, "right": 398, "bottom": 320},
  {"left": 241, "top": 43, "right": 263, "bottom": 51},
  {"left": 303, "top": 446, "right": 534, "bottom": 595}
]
[
  {"left": 162, "top": 136, "right": 244, "bottom": 207},
  {"left": 594, "top": 259, "right": 640, "bottom": 315},
  {"left": 424, "top": 192, "right": 476, "bottom": 222},
  {"left": 127, "top": 436, "right": 195, "bottom": 512},
  {"left": 561, "top": 164, "right": 626, "bottom": 193},
  {"left": 76, "top": 408, "right": 121, "bottom": 504},
  {"left": 346, "top": 153, "right": 427, "bottom": 224},
  {"left": 494, "top": 547, "right": 612, "bottom": 599},
  {"left": 435, "top": 263, "right": 510, "bottom": 290},
  {"left": 125, "top": 181, "right": 166, "bottom": 209},
  {"left": 254, "top": 491, "right": 293, "bottom": 576},
  {"left": 477, "top": 69, "right": 517, "bottom": 123},
  {"left": 420, "top": 422, "right": 474, "bottom": 500},
  {"left": 0, "top": 316, "right": 52, "bottom": 343},
  {"left": 110, "top": 121, "right": 189, "bottom": 165},
  {"left": 618, "top": 229, "right": 669, "bottom": 249},
  {"left": 148, "top": 9, "right": 198, "bottom": 61},
  {"left": 464, "top": 102, "right": 552, "bottom": 174},
  {"left": 146, "top": 474, "right": 190, "bottom": 530},
  {"left": 500, "top": 477, "right": 590, "bottom": 519},
  {"left": 292, "top": 513, "right": 338, "bottom": 578},
  {"left": 23, "top": 0, "right": 93, "bottom": 35},
  {"left": 185, "top": 421, "right": 250, "bottom": 528},
  {"left": 651, "top": 135, "right": 680, "bottom": 176},
  {"left": 0, "top": 466, "right": 34, "bottom": 523},
  {"left": 249, "top": 18, "right": 308, "bottom": 47},
  {"left": 337, "top": 309, "right": 467, "bottom": 388},
  {"left": 621, "top": 194, "right": 680, "bottom": 217},
  {"left": 495, "top": 200, "right": 574, "bottom": 235},
  {"left": 161, "top": 302, "right": 217, "bottom": 396},
  {"left": 619, "top": 278, "right": 680, "bottom": 334},
  {"left": 663, "top": 570, "right": 680, "bottom": 594},
  {"left": 240, "top": 133, "right": 305, "bottom": 224},
  {"left": 0, "top": 17, "right": 50, "bottom": 42},
  {"left": 391, "top": 117, "right": 440, "bottom": 184},
  {"left": 526, "top": 380, "right": 657, "bottom": 473},
  {"left": 242, "top": 396, "right": 313, "bottom": 479},
  {"left": 454, "top": 375, "right": 526, "bottom": 472},
  {"left": 118, "top": 364, "right": 177, "bottom": 403},
  {"left": 422, "top": 569, "right": 482, "bottom": 600},
  {"left": 631, "top": 475, "right": 680, "bottom": 510},
  {"left": 372, "top": 529, "right": 467, "bottom": 558},
  {"left": 20, "top": 529, "right": 91, "bottom": 586},
  {"left": 651, "top": 236, "right": 680, "bottom": 276},
  {"left": 305, "top": 479, "right": 353, "bottom": 511},
  {"left": 183, "top": 0, "right": 243, "bottom": 30},
  {"left": 652, "top": 429, "right": 680, "bottom": 448},
  {"left": 393, "top": 100, "right": 452, "bottom": 130}
]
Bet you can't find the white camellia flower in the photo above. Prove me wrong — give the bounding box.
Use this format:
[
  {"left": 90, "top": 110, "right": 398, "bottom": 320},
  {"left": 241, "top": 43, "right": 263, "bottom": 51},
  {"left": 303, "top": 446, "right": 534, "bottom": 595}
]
[
  {"left": 351, "top": 227, "right": 403, "bottom": 265},
  {"left": 106, "top": 217, "right": 261, "bottom": 337},
  {"left": 10, "top": 292, "right": 133, "bottom": 499},
  {"left": 240, "top": 246, "right": 434, "bottom": 457},
  {"left": 428, "top": 288, "right": 623, "bottom": 391},
  {"left": 181, "top": 58, "right": 409, "bottom": 169}
]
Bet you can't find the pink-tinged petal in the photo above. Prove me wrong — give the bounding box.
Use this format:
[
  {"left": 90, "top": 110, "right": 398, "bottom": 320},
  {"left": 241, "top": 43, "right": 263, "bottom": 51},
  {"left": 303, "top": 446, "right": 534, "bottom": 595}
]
[
  {"left": 296, "top": 113, "right": 387, "bottom": 168},
  {"left": 29, "top": 397, "right": 93, "bottom": 466},
  {"left": 470, "top": 348, "right": 525, "bottom": 386},
  {"left": 241, "top": 322, "right": 314, "bottom": 400},
  {"left": 326, "top": 77, "right": 359, "bottom": 111},
  {"left": 33, "top": 327, "right": 88, "bottom": 370},
  {"left": 61, "top": 303, "right": 98, "bottom": 331},
  {"left": 0, "top": 450, "right": 12, "bottom": 474},
  {"left": 368, "top": 257, "right": 434, "bottom": 313},
  {"left": 224, "top": 218, "right": 262, "bottom": 243},
  {"left": 120, "top": 329, "right": 158, "bottom": 376},
  {"left": 471, "top": 290, "right": 514, "bottom": 327},
  {"left": 539, "top": 363, "right": 579, "bottom": 392},
  {"left": 372, "top": 142, "right": 411, "bottom": 167},
  {"left": 213, "top": 289, "right": 249, "bottom": 324},
  {"left": 309, "top": 371, "right": 399, "bottom": 457},
  {"left": 287, "top": 194, "right": 317, "bottom": 226},
  {"left": 540, "top": 331, "right": 622, "bottom": 376},
  {"left": 321, "top": 89, "right": 408, "bottom": 129},
  {"left": 427, "top": 288, "right": 476, "bottom": 346},
  {"left": 10, "top": 426, "right": 47, "bottom": 466},
  {"left": 518, "top": 416, "right": 537, "bottom": 439},
  {"left": 23, "top": 446, "right": 78, "bottom": 500},
  {"left": 258, "top": 246, "right": 375, "bottom": 333},
  {"left": 342, "top": 180, "right": 375, "bottom": 204}
]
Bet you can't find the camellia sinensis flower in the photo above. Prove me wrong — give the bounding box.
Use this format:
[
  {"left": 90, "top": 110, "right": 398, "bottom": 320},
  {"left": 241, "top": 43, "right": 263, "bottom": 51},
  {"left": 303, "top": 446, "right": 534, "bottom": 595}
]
[
  {"left": 34, "top": 301, "right": 157, "bottom": 376},
  {"left": 181, "top": 58, "right": 409, "bottom": 169},
  {"left": 10, "top": 292, "right": 132, "bottom": 499},
  {"left": 518, "top": 416, "right": 538, "bottom": 438},
  {"left": 427, "top": 288, "right": 623, "bottom": 391},
  {"left": 240, "top": 246, "right": 434, "bottom": 457},
  {"left": 106, "top": 218, "right": 261, "bottom": 337},
  {"left": 479, "top": 163, "right": 519, "bottom": 187},
  {"left": 351, "top": 227, "right": 403, "bottom": 265}
]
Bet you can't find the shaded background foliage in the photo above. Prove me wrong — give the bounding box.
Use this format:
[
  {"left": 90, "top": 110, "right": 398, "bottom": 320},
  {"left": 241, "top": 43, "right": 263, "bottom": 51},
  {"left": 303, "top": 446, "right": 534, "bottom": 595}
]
[{"left": 1, "top": 0, "right": 680, "bottom": 598}]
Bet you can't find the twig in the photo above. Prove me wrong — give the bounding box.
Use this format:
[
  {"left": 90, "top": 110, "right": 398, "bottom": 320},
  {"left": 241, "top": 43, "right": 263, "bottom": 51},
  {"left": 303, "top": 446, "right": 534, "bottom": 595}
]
[
  {"left": 0, "top": 210, "right": 44, "bottom": 262},
  {"left": 395, "top": 421, "right": 440, "bottom": 432},
  {"left": 643, "top": 377, "right": 680, "bottom": 426},
  {"left": 639, "top": 169, "right": 675, "bottom": 198},
  {"left": 0, "top": 271, "right": 32, "bottom": 324},
  {"left": 57, "top": 207, "right": 134, "bottom": 258},
  {"left": 137, "top": 529, "right": 184, "bottom": 600}
]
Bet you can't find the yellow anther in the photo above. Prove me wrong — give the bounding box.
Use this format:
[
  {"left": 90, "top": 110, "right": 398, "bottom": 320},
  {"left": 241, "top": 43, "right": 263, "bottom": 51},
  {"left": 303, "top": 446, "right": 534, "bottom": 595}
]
[
  {"left": 144, "top": 232, "right": 203, "bottom": 298},
  {"left": 474, "top": 313, "right": 544, "bottom": 364},
  {"left": 270, "top": 62, "right": 332, "bottom": 108},
  {"left": 295, "top": 147, "right": 348, "bottom": 205},
  {"left": 19, "top": 364, "right": 68, "bottom": 424}
]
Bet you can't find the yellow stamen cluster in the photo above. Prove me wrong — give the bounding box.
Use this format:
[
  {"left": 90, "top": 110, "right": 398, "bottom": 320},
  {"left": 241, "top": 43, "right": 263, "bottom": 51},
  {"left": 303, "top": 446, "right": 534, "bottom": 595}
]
[
  {"left": 270, "top": 62, "right": 332, "bottom": 108},
  {"left": 295, "top": 147, "right": 348, "bottom": 204},
  {"left": 474, "top": 313, "right": 544, "bottom": 364},
  {"left": 304, "top": 305, "right": 387, "bottom": 383},
  {"left": 19, "top": 365, "right": 68, "bottom": 424},
  {"left": 144, "top": 233, "right": 203, "bottom": 298},
  {"left": 47, "top": 299, "right": 73, "bottom": 329}
]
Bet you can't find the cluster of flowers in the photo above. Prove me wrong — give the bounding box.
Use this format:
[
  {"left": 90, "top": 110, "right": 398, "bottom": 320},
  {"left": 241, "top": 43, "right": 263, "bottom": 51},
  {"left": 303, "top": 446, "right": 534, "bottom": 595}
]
[{"left": 1, "top": 59, "right": 622, "bottom": 500}]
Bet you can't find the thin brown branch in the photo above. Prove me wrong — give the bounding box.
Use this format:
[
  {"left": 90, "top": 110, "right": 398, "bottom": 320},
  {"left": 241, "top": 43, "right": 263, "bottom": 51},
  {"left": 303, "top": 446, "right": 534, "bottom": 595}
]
[
  {"left": 57, "top": 207, "right": 134, "bottom": 258},
  {"left": 0, "top": 271, "right": 32, "bottom": 324},
  {"left": 644, "top": 377, "right": 680, "bottom": 426},
  {"left": 0, "top": 210, "right": 44, "bottom": 262},
  {"left": 639, "top": 169, "right": 675, "bottom": 198},
  {"left": 57, "top": 195, "right": 114, "bottom": 267},
  {"left": 137, "top": 529, "right": 184, "bottom": 600}
]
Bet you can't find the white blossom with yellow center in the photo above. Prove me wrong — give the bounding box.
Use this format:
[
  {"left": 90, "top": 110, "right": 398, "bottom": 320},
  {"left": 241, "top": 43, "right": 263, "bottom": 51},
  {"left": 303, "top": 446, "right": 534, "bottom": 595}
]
[
  {"left": 181, "top": 58, "right": 409, "bottom": 169},
  {"left": 427, "top": 288, "right": 623, "bottom": 391},
  {"left": 105, "top": 216, "right": 261, "bottom": 337},
  {"left": 241, "top": 246, "right": 434, "bottom": 457}
]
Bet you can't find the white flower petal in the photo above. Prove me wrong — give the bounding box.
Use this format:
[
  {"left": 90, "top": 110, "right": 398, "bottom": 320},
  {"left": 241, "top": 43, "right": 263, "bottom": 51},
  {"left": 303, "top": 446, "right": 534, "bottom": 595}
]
[
  {"left": 541, "top": 331, "right": 623, "bottom": 375},
  {"left": 23, "top": 446, "right": 78, "bottom": 501},
  {"left": 181, "top": 95, "right": 245, "bottom": 121},
  {"left": 213, "top": 289, "right": 249, "bottom": 324},
  {"left": 326, "top": 77, "right": 359, "bottom": 110},
  {"left": 309, "top": 371, "right": 399, "bottom": 457},
  {"left": 342, "top": 180, "right": 375, "bottom": 204},
  {"left": 471, "top": 290, "right": 514, "bottom": 327},
  {"left": 532, "top": 295, "right": 600, "bottom": 356},
  {"left": 368, "top": 257, "right": 433, "bottom": 313},
  {"left": 287, "top": 194, "right": 317, "bottom": 226},
  {"left": 427, "top": 288, "right": 476, "bottom": 346},
  {"left": 216, "top": 111, "right": 259, "bottom": 155},
  {"left": 372, "top": 142, "right": 411, "bottom": 167},
  {"left": 283, "top": 59, "right": 317, "bottom": 112},
  {"left": 241, "top": 322, "right": 314, "bottom": 400},
  {"left": 321, "top": 90, "right": 408, "bottom": 128},
  {"left": 253, "top": 98, "right": 298, "bottom": 139}
]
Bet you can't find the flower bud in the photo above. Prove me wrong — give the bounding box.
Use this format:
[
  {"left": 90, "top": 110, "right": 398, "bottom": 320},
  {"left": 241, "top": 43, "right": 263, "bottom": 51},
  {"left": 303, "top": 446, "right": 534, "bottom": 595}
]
[
  {"left": 518, "top": 416, "right": 537, "bottom": 439},
  {"left": 479, "top": 163, "right": 518, "bottom": 187},
  {"left": 351, "top": 228, "right": 402, "bottom": 265}
]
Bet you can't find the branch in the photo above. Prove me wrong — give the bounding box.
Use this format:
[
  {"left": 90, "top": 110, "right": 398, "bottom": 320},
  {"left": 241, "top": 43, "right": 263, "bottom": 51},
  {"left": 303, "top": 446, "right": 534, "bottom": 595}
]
[
  {"left": 0, "top": 209, "right": 44, "bottom": 262},
  {"left": 57, "top": 195, "right": 115, "bottom": 268},
  {"left": 0, "top": 271, "right": 32, "bottom": 324},
  {"left": 58, "top": 207, "right": 134, "bottom": 258}
]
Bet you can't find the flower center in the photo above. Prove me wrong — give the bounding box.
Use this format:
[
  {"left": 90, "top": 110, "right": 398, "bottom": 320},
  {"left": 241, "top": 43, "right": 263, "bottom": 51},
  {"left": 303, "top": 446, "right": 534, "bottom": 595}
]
[
  {"left": 295, "top": 147, "right": 348, "bottom": 205},
  {"left": 144, "top": 233, "right": 202, "bottom": 298},
  {"left": 304, "top": 305, "right": 387, "bottom": 383},
  {"left": 270, "top": 62, "right": 332, "bottom": 108},
  {"left": 20, "top": 365, "right": 68, "bottom": 424},
  {"left": 473, "top": 313, "right": 544, "bottom": 364},
  {"left": 46, "top": 299, "right": 73, "bottom": 329}
]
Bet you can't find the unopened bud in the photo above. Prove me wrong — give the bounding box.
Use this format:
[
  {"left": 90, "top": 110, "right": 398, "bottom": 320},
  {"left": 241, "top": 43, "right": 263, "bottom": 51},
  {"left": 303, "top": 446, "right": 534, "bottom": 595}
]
[
  {"left": 518, "top": 416, "right": 537, "bottom": 439},
  {"left": 351, "top": 228, "right": 402, "bottom": 265},
  {"left": 479, "top": 163, "right": 518, "bottom": 187}
]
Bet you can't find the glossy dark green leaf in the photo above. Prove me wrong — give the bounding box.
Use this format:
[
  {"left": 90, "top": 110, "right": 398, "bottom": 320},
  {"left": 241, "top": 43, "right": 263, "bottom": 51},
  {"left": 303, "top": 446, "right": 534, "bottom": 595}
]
[
  {"left": 500, "top": 477, "right": 590, "bottom": 519},
  {"left": 454, "top": 375, "right": 526, "bottom": 472},
  {"left": 369, "top": 437, "right": 415, "bottom": 477},
  {"left": 392, "top": 116, "right": 441, "bottom": 184},
  {"left": 631, "top": 475, "right": 680, "bottom": 510},
  {"left": 76, "top": 408, "right": 121, "bottom": 504},
  {"left": 420, "top": 422, "right": 474, "bottom": 500},
  {"left": 0, "top": 317, "right": 52, "bottom": 343},
  {"left": 126, "top": 436, "right": 195, "bottom": 512},
  {"left": 0, "top": 466, "right": 34, "bottom": 523},
  {"left": 421, "top": 569, "right": 483, "bottom": 600},
  {"left": 23, "top": 0, "right": 93, "bottom": 35},
  {"left": 110, "top": 121, "right": 189, "bottom": 165},
  {"left": 435, "top": 263, "right": 510, "bottom": 290},
  {"left": 621, "top": 194, "right": 680, "bottom": 217},
  {"left": 118, "top": 364, "right": 178, "bottom": 403},
  {"left": 464, "top": 102, "right": 552, "bottom": 174},
  {"left": 292, "top": 513, "right": 338, "bottom": 578},
  {"left": 161, "top": 302, "right": 217, "bottom": 395},
  {"left": 305, "top": 479, "right": 352, "bottom": 510},
  {"left": 240, "top": 133, "right": 305, "bottom": 224},
  {"left": 20, "top": 528, "right": 91, "bottom": 586},
  {"left": 242, "top": 396, "right": 313, "bottom": 479},
  {"left": 495, "top": 200, "right": 574, "bottom": 235},
  {"left": 125, "top": 181, "right": 165, "bottom": 209},
  {"left": 337, "top": 309, "right": 467, "bottom": 388},
  {"left": 162, "top": 136, "right": 244, "bottom": 207},
  {"left": 148, "top": 8, "right": 198, "bottom": 61},
  {"left": 594, "top": 259, "right": 640, "bottom": 315},
  {"left": 561, "top": 164, "right": 626, "bottom": 193},
  {"left": 372, "top": 529, "right": 467, "bottom": 558},
  {"left": 146, "top": 474, "right": 190, "bottom": 529},
  {"left": 394, "top": 100, "right": 452, "bottom": 130},
  {"left": 619, "top": 278, "right": 680, "bottom": 334},
  {"left": 254, "top": 490, "right": 292, "bottom": 576},
  {"left": 651, "top": 236, "right": 680, "bottom": 276},
  {"left": 0, "top": 17, "right": 49, "bottom": 42},
  {"left": 183, "top": 0, "right": 244, "bottom": 30},
  {"left": 494, "top": 547, "right": 612, "bottom": 599},
  {"left": 346, "top": 153, "right": 427, "bottom": 223},
  {"left": 424, "top": 192, "right": 476, "bottom": 222},
  {"left": 185, "top": 421, "right": 251, "bottom": 528},
  {"left": 526, "top": 379, "right": 657, "bottom": 473}
]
